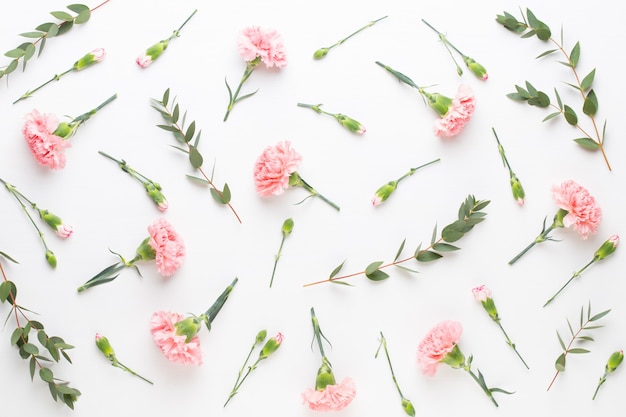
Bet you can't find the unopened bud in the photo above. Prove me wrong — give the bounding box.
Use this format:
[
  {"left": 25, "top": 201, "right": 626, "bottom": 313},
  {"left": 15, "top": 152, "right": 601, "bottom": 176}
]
[
  {"left": 45, "top": 250, "right": 57, "bottom": 268},
  {"left": 334, "top": 114, "right": 366, "bottom": 134},
  {"left": 372, "top": 182, "right": 397, "bottom": 206},
  {"left": 281, "top": 218, "right": 294, "bottom": 237},
  {"left": 255, "top": 330, "right": 267, "bottom": 344},
  {"left": 95, "top": 333, "right": 116, "bottom": 359},
  {"left": 401, "top": 398, "right": 416, "bottom": 417},
  {"left": 427, "top": 92, "right": 453, "bottom": 117},
  {"left": 73, "top": 48, "right": 106, "bottom": 71},
  {"left": 146, "top": 183, "right": 168, "bottom": 212},
  {"left": 606, "top": 350, "right": 624, "bottom": 373},
  {"left": 465, "top": 57, "right": 488, "bottom": 80},
  {"left": 594, "top": 235, "right": 619, "bottom": 261},
  {"left": 313, "top": 48, "right": 329, "bottom": 60},
  {"left": 510, "top": 174, "right": 525, "bottom": 206},
  {"left": 259, "top": 332, "right": 284, "bottom": 359},
  {"left": 136, "top": 40, "right": 169, "bottom": 68}
]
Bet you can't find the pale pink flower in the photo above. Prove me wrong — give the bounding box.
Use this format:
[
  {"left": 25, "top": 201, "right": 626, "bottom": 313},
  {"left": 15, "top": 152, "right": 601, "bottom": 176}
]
[
  {"left": 417, "top": 320, "right": 463, "bottom": 376},
  {"left": 433, "top": 85, "right": 476, "bottom": 137},
  {"left": 472, "top": 285, "right": 491, "bottom": 302},
  {"left": 147, "top": 218, "right": 186, "bottom": 276},
  {"left": 150, "top": 310, "right": 202, "bottom": 365},
  {"left": 22, "top": 109, "right": 71, "bottom": 170},
  {"left": 91, "top": 47, "right": 106, "bottom": 62},
  {"left": 253, "top": 141, "right": 303, "bottom": 196},
  {"left": 238, "top": 26, "right": 287, "bottom": 68},
  {"left": 136, "top": 55, "right": 152, "bottom": 68},
  {"left": 157, "top": 200, "right": 169, "bottom": 212},
  {"left": 302, "top": 377, "right": 357, "bottom": 412},
  {"left": 551, "top": 180, "right": 602, "bottom": 239},
  {"left": 55, "top": 223, "right": 74, "bottom": 239}
]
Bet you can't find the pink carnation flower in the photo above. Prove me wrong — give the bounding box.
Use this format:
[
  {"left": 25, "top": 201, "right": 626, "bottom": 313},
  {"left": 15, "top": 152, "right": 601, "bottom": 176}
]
[
  {"left": 472, "top": 285, "right": 491, "bottom": 302},
  {"left": 552, "top": 180, "right": 601, "bottom": 239},
  {"left": 22, "top": 109, "right": 71, "bottom": 170},
  {"left": 147, "top": 218, "right": 186, "bottom": 276},
  {"left": 253, "top": 141, "right": 303, "bottom": 196},
  {"left": 136, "top": 55, "right": 152, "bottom": 68},
  {"left": 433, "top": 85, "right": 475, "bottom": 137},
  {"left": 238, "top": 26, "right": 287, "bottom": 68},
  {"left": 55, "top": 223, "right": 74, "bottom": 239},
  {"left": 150, "top": 310, "right": 202, "bottom": 365},
  {"left": 417, "top": 320, "right": 463, "bottom": 376},
  {"left": 302, "top": 377, "right": 357, "bottom": 412}
]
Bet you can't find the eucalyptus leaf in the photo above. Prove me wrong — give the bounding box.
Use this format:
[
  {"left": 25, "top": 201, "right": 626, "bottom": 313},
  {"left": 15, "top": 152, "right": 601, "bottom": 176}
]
[
  {"left": 19, "top": 31, "right": 45, "bottom": 38},
  {"left": 430, "top": 225, "right": 437, "bottom": 246},
  {"left": 366, "top": 269, "right": 390, "bottom": 281},
  {"left": 568, "top": 348, "right": 590, "bottom": 354},
  {"left": 563, "top": 105, "right": 578, "bottom": 125},
  {"left": 582, "top": 90, "right": 598, "bottom": 116},
  {"left": 50, "top": 11, "right": 74, "bottom": 21},
  {"left": 365, "top": 261, "right": 384, "bottom": 276},
  {"left": 394, "top": 239, "right": 406, "bottom": 262},
  {"left": 67, "top": 4, "right": 89, "bottom": 13},
  {"left": 185, "top": 121, "right": 196, "bottom": 143},
  {"left": 189, "top": 146, "right": 203, "bottom": 168},
  {"left": 555, "top": 353, "right": 566, "bottom": 371},
  {"left": 542, "top": 112, "right": 561, "bottom": 122},
  {"left": 74, "top": 10, "right": 91, "bottom": 24},
  {"left": 589, "top": 309, "right": 611, "bottom": 322},
  {"left": 535, "top": 49, "right": 557, "bottom": 59},
  {"left": 22, "top": 342, "right": 39, "bottom": 355},
  {"left": 569, "top": 42, "right": 580, "bottom": 67},
  {"left": 416, "top": 250, "right": 443, "bottom": 262},
  {"left": 5, "top": 48, "right": 26, "bottom": 59},
  {"left": 329, "top": 260, "right": 346, "bottom": 278},
  {"left": 581, "top": 68, "right": 595, "bottom": 91},
  {"left": 56, "top": 21, "right": 74, "bottom": 36},
  {"left": 432, "top": 242, "right": 460, "bottom": 252},
  {"left": 40, "top": 367, "right": 54, "bottom": 382}
]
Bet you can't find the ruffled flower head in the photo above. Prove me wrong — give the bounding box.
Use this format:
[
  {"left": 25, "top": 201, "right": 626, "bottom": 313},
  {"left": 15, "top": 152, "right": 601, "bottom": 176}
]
[
  {"left": 417, "top": 320, "right": 463, "bottom": 376},
  {"left": 433, "top": 85, "right": 476, "bottom": 137},
  {"left": 551, "top": 179, "right": 601, "bottom": 239},
  {"left": 147, "top": 218, "right": 186, "bottom": 276},
  {"left": 302, "top": 376, "right": 357, "bottom": 412},
  {"left": 150, "top": 310, "right": 203, "bottom": 366},
  {"left": 253, "top": 141, "right": 302, "bottom": 196},
  {"left": 238, "top": 26, "right": 287, "bottom": 68},
  {"left": 22, "top": 109, "right": 71, "bottom": 170}
]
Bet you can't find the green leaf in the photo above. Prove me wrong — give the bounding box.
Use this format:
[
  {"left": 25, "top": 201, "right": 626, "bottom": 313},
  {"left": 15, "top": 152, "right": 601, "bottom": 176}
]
[
  {"left": 574, "top": 138, "right": 599, "bottom": 150},
  {"left": 583, "top": 90, "right": 598, "bottom": 116},
  {"left": 568, "top": 348, "right": 590, "bottom": 354},
  {"left": 74, "top": 10, "right": 91, "bottom": 24},
  {"left": 29, "top": 357, "right": 36, "bottom": 380},
  {"left": 24, "top": 43, "right": 36, "bottom": 61},
  {"left": 5, "top": 59, "right": 18, "bottom": 74},
  {"left": 563, "top": 105, "right": 578, "bottom": 125},
  {"left": 39, "top": 367, "right": 54, "bottom": 382},
  {"left": 525, "top": 81, "right": 538, "bottom": 96},
  {"left": 184, "top": 121, "right": 196, "bottom": 143},
  {"left": 221, "top": 183, "right": 231, "bottom": 204},
  {"left": 172, "top": 104, "right": 180, "bottom": 123},
  {"left": 22, "top": 342, "right": 39, "bottom": 355},
  {"left": 394, "top": 239, "right": 406, "bottom": 262},
  {"left": 11, "top": 328, "right": 23, "bottom": 345},
  {"left": 20, "top": 31, "right": 45, "bottom": 39},
  {"left": 162, "top": 88, "right": 170, "bottom": 106},
  {"left": 365, "top": 261, "right": 384, "bottom": 276},
  {"left": 46, "top": 24, "right": 59, "bottom": 38},
  {"left": 366, "top": 269, "right": 390, "bottom": 281},
  {"left": 0, "top": 280, "right": 17, "bottom": 302},
  {"left": 554, "top": 88, "right": 563, "bottom": 110},
  {"left": 329, "top": 260, "right": 346, "bottom": 278},
  {"left": 570, "top": 42, "right": 580, "bottom": 68},
  {"left": 430, "top": 224, "right": 437, "bottom": 246},
  {"left": 67, "top": 4, "right": 89, "bottom": 13},
  {"left": 35, "top": 22, "right": 56, "bottom": 32},
  {"left": 330, "top": 280, "right": 354, "bottom": 286},
  {"left": 526, "top": 9, "right": 540, "bottom": 28},
  {"left": 4, "top": 48, "right": 25, "bottom": 58},
  {"left": 189, "top": 146, "right": 203, "bottom": 169},
  {"left": 394, "top": 264, "right": 419, "bottom": 273},
  {"left": 581, "top": 69, "right": 595, "bottom": 91},
  {"left": 0, "top": 251, "right": 18, "bottom": 263},
  {"left": 542, "top": 112, "right": 561, "bottom": 122},
  {"left": 56, "top": 21, "right": 74, "bottom": 36},
  {"left": 528, "top": 91, "right": 550, "bottom": 107},
  {"left": 416, "top": 250, "right": 443, "bottom": 262},
  {"left": 38, "top": 330, "right": 48, "bottom": 346},
  {"left": 557, "top": 331, "right": 566, "bottom": 351},
  {"left": 432, "top": 242, "right": 460, "bottom": 252},
  {"left": 555, "top": 353, "right": 566, "bottom": 371},
  {"left": 441, "top": 221, "right": 465, "bottom": 242},
  {"left": 157, "top": 124, "right": 178, "bottom": 132},
  {"left": 50, "top": 11, "right": 74, "bottom": 21},
  {"left": 578, "top": 336, "right": 594, "bottom": 342},
  {"left": 589, "top": 309, "right": 611, "bottom": 322},
  {"left": 506, "top": 92, "right": 528, "bottom": 102},
  {"left": 48, "top": 382, "right": 58, "bottom": 401},
  {"left": 210, "top": 188, "right": 227, "bottom": 205},
  {"left": 535, "top": 49, "right": 557, "bottom": 59}
]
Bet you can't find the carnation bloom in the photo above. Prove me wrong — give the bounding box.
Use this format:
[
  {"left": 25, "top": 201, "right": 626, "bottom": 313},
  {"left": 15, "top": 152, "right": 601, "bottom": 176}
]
[
  {"left": 253, "top": 140, "right": 302, "bottom": 196},
  {"left": 22, "top": 109, "right": 70, "bottom": 170},
  {"left": 551, "top": 179, "right": 601, "bottom": 239},
  {"left": 238, "top": 26, "right": 287, "bottom": 68},
  {"left": 302, "top": 377, "right": 357, "bottom": 412},
  {"left": 150, "top": 310, "right": 203, "bottom": 366},
  {"left": 433, "top": 85, "right": 476, "bottom": 137},
  {"left": 417, "top": 320, "right": 463, "bottom": 376},
  {"left": 147, "top": 218, "right": 186, "bottom": 276},
  {"left": 472, "top": 284, "right": 491, "bottom": 302}
]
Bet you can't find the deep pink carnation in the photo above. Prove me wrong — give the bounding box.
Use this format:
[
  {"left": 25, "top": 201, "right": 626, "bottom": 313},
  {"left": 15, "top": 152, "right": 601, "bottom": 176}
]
[
  {"left": 417, "top": 320, "right": 463, "bottom": 376},
  {"left": 253, "top": 141, "right": 302, "bottom": 196},
  {"left": 150, "top": 310, "right": 202, "bottom": 365},
  {"left": 552, "top": 180, "right": 602, "bottom": 239},
  {"left": 22, "top": 109, "right": 71, "bottom": 169},
  {"left": 302, "top": 377, "right": 356, "bottom": 412},
  {"left": 238, "top": 26, "right": 287, "bottom": 68},
  {"left": 147, "top": 218, "right": 186, "bottom": 276},
  {"left": 433, "top": 85, "right": 475, "bottom": 137}
]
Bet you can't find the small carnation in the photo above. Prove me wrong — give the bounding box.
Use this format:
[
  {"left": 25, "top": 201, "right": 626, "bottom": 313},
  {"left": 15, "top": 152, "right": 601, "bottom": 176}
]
[
  {"left": 22, "top": 109, "right": 71, "bottom": 170},
  {"left": 433, "top": 85, "right": 475, "bottom": 137},
  {"left": 302, "top": 377, "right": 357, "bottom": 412},
  {"left": 551, "top": 180, "right": 601, "bottom": 239},
  {"left": 253, "top": 141, "right": 302, "bottom": 196},
  {"left": 150, "top": 310, "right": 202, "bottom": 365},
  {"left": 238, "top": 26, "right": 287, "bottom": 68},
  {"left": 417, "top": 320, "right": 463, "bottom": 376},
  {"left": 147, "top": 218, "right": 186, "bottom": 276}
]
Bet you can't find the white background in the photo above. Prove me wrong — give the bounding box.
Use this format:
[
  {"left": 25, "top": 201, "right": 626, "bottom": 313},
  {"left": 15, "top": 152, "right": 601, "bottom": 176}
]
[{"left": 1, "top": 0, "right": 626, "bottom": 415}]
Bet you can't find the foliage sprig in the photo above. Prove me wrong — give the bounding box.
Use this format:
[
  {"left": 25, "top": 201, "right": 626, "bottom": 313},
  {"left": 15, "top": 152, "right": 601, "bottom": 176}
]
[
  {"left": 0, "top": 255, "right": 80, "bottom": 409},
  {"left": 496, "top": 8, "right": 611, "bottom": 171},
  {"left": 547, "top": 302, "right": 611, "bottom": 391},
  {"left": 0, "top": 1, "right": 109, "bottom": 81},
  {"left": 151, "top": 88, "right": 241, "bottom": 223},
  {"left": 303, "top": 195, "right": 489, "bottom": 287}
]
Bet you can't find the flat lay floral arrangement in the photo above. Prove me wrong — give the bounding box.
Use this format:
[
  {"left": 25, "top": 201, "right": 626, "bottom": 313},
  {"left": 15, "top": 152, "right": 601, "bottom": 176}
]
[{"left": 0, "top": 1, "right": 624, "bottom": 416}]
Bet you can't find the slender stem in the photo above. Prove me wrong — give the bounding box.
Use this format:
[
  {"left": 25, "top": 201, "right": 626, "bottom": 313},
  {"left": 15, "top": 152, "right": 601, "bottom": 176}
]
[
  {"left": 492, "top": 128, "right": 512, "bottom": 171},
  {"left": 593, "top": 373, "right": 608, "bottom": 400},
  {"left": 224, "top": 59, "right": 259, "bottom": 122},
  {"left": 13, "top": 68, "right": 73, "bottom": 104},
  {"left": 496, "top": 321, "right": 529, "bottom": 369},
  {"left": 310, "top": 307, "right": 328, "bottom": 358},
  {"left": 326, "top": 16, "right": 388, "bottom": 51},
  {"left": 224, "top": 356, "right": 263, "bottom": 407},
  {"left": 376, "top": 332, "right": 406, "bottom": 399},
  {"left": 297, "top": 175, "right": 340, "bottom": 211},
  {"left": 547, "top": 316, "right": 593, "bottom": 391},
  {"left": 421, "top": 19, "right": 466, "bottom": 57},
  {"left": 543, "top": 258, "right": 595, "bottom": 307},
  {"left": 90, "top": 0, "right": 111, "bottom": 12},
  {"left": 113, "top": 360, "right": 153, "bottom": 385},
  {"left": 269, "top": 235, "right": 286, "bottom": 288},
  {"left": 508, "top": 224, "right": 554, "bottom": 265},
  {"left": 175, "top": 9, "right": 197, "bottom": 34},
  {"left": 395, "top": 158, "right": 440, "bottom": 183},
  {"left": 466, "top": 368, "right": 498, "bottom": 407},
  {"left": 204, "top": 277, "right": 238, "bottom": 324}
]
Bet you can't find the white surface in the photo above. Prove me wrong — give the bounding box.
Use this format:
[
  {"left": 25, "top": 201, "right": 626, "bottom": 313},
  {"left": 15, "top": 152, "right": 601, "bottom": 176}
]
[{"left": 1, "top": 0, "right": 626, "bottom": 415}]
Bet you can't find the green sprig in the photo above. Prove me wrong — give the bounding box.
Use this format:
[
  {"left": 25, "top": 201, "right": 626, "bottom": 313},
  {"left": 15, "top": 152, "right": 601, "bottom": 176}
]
[
  {"left": 304, "top": 195, "right": 489, "bottom": 286},
  {"left": 491, "top": 128, "right": 525, "bottom": 205},
  {"left": 313, "top": 16, "right": 387, "bottom": 59},
  {"left": 151, "top": 88, "right": 241, "bottom": 223},
  {"left": 297, "top": 103, "right": 366, "bottom": 134},
  {"left": 497, "top": 8, "right": 611, "bottom": 171},
  {"left": 375, "top": 332, "right": 415, "bottom": 416},
  {"left": 0, "top": 1, "right": 109, "bottom": 81},
  {"left": 547, "top": 302, "right": 611, "bottom": 391},
  {"left": 0, "top": 260, "right": 80, "bottom": 409}
]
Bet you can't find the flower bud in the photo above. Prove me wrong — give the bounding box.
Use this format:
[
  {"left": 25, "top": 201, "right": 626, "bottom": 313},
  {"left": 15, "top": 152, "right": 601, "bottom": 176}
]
[
  {"left": 174, "top": 316, "right": 202, "bottom": 343},
  {"left": 95, "top": 333, "right": 116, "bottom": 360},
  {"left": 334, "top": 114, "right": 366, "bottom": 134},
  {"left": 259, "top": 332, "right": 284, "bottom": 360},
  {"left": 136, "top": 40, "right": 169, "bottom": 68},
  {"left": 510, "top": 174, "right": 525, "bottom": 206},
  {"left": 464, "top": 57, "right": 488, "bottom": 80},
  {"left": 371, "top": 182, "right": 397, "bottom": 206},
  {"left": 606, "top": 350, "right": 624, "bottom": 373},
  {"left": 40, "top": 210, "right": 73, "bottom": 238},
  {"left": 401, "top": 398, "right": 416, "bottom": 417},
  {"left": 471, "top": 285, "right": 491, "bottom": 302},
  {"left": 313, "top": 48, "right": 329, "bottom": 60},
  {"left": 281, "top": 218, "right": 294, "bottom": 237},
  {"left": 594, "top": 235, "right": 619, "bottom": 261},
  {"left": 72, "top": 48, "right": 106, "bottom": 71},
  {"left": 45, "top": 250, "right": 57, "bottom": 268},
  {"left": 146, "top": 183, "right": 168, "bottom": 212},
  {"left": 426, "top": 92, "right": 453, "bottom": 117},
  {"left": 315, "top": 358, "right": 336, "bottom": 390},
  {"left": 255, "top": 329, "right": 267, "bottom": 344}
]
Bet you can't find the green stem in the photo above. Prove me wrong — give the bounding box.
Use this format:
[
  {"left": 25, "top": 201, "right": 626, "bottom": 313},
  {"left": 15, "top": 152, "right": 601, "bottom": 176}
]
[
  {"left": 175, "top": 9, "right": 197, "bottom": 35},
  {"left": 492, "top": 128, "right": 513, "bottom": 172},
  {"left": 269, "top": 235, "right": 286, "bottom": 288},
  {"left": 71, "top": 93, "right": 117, "bottom": 126},
  {"left": 376, "top": 332, "right": 407, "bottom": 399},
  {"left": 421, "top": 19, "right": 467, "bottom": 57},
  {"left": 326, "top": 16, "right": 388, "bottom": 51},
  {"left": 98, "top": 151, "right": 153, "bottom": 185},
  {"left": 13, "top": 68, "right": 73, "bottom": 104},
  {"left": 310, "top": 307, "right": 328, "bottom": 359},
  {"left": 593, "top": 373, "right": 608, "bottom": 400},
  {"left": 224, "top": 59, "right": 260, "bottom": 121},
  {"left": 543, "top": 258, "right": 595, "bottom": 307},
  {"left": 395, "top": 158, "right": 440, "bottom": 183},
  {"left": 509, "top": 223, "right": 555, "bottom": 265},
  {"left": 204, "top": 278, "right": 238, "bottom": 324},
  {"left": 224, "top": 356, "right": 263, "bottom": 407},
  {"left": 495, "top": 321, "right": 529, "bottom": 369},
  {"left": 113, "top": 360, "right": 153, "bottom": 385},
  {"left": 295, "top": 174, "right": 340, "bottom": 211},
  {"left": 466, "top": 368, "right": 499, "bottom": 407}
]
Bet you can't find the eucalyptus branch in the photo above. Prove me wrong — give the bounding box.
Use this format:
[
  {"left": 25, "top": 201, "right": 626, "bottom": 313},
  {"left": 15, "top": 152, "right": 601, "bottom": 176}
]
[
  {"left": 151, "top": 88, "right": 241, "bottom": 223},
  {"left": 304, "top": 195, "right": 489, "bottom": 287}
]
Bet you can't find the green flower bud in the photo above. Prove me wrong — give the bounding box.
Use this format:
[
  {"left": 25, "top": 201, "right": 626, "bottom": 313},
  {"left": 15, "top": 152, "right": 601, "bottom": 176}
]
[
  {"left": 315, "top": 357, "right": 336, "bottom": 390},
  {"left": 135, "top": 237, "right": 157, "bottom": 262},
  {"left": 145, "top": 183, "right": 168, "bottom": 212},
  {"left": 401, "top": 398, "right": 416, "bottom": 417},
  {"left": 594, "top": 235, "right": 619, "bottom": 261},
  {"left": 281, "top": 218, "right": 294, "bottom": 237},
  {"left": 606, "top": 350, "right": 624, "bottom": 373},
  {"left": 255, "top": 330, "right": 267, "bottom": 344},
  {"left": 440, "top": 344, "right": 466, "bottom": 369},
  {"left": 465, "top": 57, "right": 488, "bottom": 80},
  {"left": 372, "top": 182, "right": 397, "bottom": 206},
  {"left": 95, "top": 333, "right": 116, "bottom": 360},
  {"left": 426, "top": 92, "right": 453, "bottom": 117},
  {"left": 174, "top": 316, "right": 203, "bottom": 343},
  {"left": 73, "top": 48, "right": 106, "bottom": 71},
  {"left": 313, "top": 48, "right": 329, "bottom": 59},
  {"left": 45, "top": 250, "right": 57, "bottom": 268},
  {"left": 510, "top": 174, "right": 525, "bottom": 206},
  {"left": 334, "top": 114, "right": 366, "bottom": 134},
  {"left": 259, "top": 332, "right": 284, "bottom": 360},
  {"left": 52, "top": 121, "right": 73, "bottom": 139}
]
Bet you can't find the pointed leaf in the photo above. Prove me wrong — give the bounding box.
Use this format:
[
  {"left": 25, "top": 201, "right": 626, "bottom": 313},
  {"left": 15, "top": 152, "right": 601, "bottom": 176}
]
[
  {"left": 172, "top": 104, "right": 179, "bottom": 123},
  {"left": 365, "top": 261, "right": 384, "bottom": 276},
  {"left": 189, "top": 146, "right": 203, "bottom": 168},
  {"left": 589, "top": 309, "right": 611, "bottom": 322},
  {"left": 366, "top": 269, "right": 390, "bottom": 281},
  {"left": 74, "top": 10, "right": 91, "bottom": 24},
  {"left": 582, "top": 90, "right": 598, "bottom": 116},
  {"left": 416, "top": 250, "right": 443, "bottom": 262},
  {"left": 394, "top": 264, "right": 420, "bottom": 274},
  {"left": 39, "top": 367, "right": 54, "bottom": 382},
  {"left": 563, "top": 105, "right": 578, "bottom": 125},
  {"left": 430, "top": 224, "right": 437, "bottom": 246},
  {"left": 184, "top": 121, "right": 196, "bottom": 143},
  {"left": 329, "top": 260, "right": 346, "bottom": 279},
  {"left": 581, "top": 69, "right": 595, "bottom": 91},
  {"left": 536, "top": 49, "right": 557, "bottom": 59},
  {"left": 50, "top": 11, "right": 74, "bottom": 21},
  {"left": 555, "top": 352, "right": 566, "bottom": 371},
  {"left": 394, "top": 239, "right": 406, "bottom": 262},
  {"left": 557, "top": 331, "right": 566, "bottom": 351},
  {"left": 542, "top": 112, "right": 561, "bottom": 122},
  {"left": 569, "top": 42, "right": 580, "bottom": 67},
  {"left": 568, "top": 348, "right": 590, "bottom": 354},
  {"left": 432, "top": 242, "right": 460, "bottom": 252},
  {"left": 67, "top": 4, "right": 90, "bottom": 13},
  {"left": 330, "top": 280, "right": 354, "bottom": 286},
  {"left": 162, "top": 88, "right": 170, "bottom": 106},
  {"left": 554, "top": 88, "right": 563, "bottom": 110}
]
